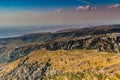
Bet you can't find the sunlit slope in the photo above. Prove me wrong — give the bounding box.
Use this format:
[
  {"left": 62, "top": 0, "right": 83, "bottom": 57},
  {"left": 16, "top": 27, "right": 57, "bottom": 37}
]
[{"left": 1, "top": 49, "right": 120, "bottom": 80}]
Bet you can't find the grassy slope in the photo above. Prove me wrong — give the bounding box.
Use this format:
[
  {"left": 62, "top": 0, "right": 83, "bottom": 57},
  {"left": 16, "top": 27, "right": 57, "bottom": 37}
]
[{"left": 1, "top": 49, "right": 120, "bottom": 80}]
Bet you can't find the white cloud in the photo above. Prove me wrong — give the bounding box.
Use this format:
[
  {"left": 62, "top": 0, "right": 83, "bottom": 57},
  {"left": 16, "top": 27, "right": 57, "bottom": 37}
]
[
  {"left": 107, "top": 4, "right": 120, "bottom": 8},
  {"left": 76, "top": 5, "right": 96, "bottom": 10},
  {"left": 55, "top": 9, "right": 63, "bottom": 12}
]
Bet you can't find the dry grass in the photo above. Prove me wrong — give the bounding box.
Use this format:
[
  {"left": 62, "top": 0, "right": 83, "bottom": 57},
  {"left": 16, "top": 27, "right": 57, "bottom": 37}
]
[{"left": 1, "top": 49, "right": 120, "bottom": 79}]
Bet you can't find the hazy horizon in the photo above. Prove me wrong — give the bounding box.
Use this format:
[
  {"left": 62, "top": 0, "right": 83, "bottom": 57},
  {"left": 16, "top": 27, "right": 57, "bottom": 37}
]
[
  {"left": 0, "top": 0, "right": 120, "bottom": 27},
  {"left": 0, "top": 0, "right": 120, "bottom": 38},
  {"left": 0, "top": 23, "right": 120, "bottom": 38},
  {"left": 0, "top": 24, "right": 93, "bottom": 38}
]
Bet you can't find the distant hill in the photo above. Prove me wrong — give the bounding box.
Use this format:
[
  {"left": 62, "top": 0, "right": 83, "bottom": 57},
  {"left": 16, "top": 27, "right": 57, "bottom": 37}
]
[{"left": 0, "top": 24, "right": 120, "bottom": 46}]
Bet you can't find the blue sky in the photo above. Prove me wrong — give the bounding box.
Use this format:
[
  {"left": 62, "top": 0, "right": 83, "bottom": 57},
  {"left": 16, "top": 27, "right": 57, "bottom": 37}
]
[
  {"left": 0, "top": 0, "right": 120, "bottom": 26},
  {"left": 0, "top": 0, "right": 120, "bottom": 8}
]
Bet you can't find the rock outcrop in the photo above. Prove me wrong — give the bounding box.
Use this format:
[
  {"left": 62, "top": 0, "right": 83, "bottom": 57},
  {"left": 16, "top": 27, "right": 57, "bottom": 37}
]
[{"left": 0, "top": 33, "right": 119, "bottom": 63}]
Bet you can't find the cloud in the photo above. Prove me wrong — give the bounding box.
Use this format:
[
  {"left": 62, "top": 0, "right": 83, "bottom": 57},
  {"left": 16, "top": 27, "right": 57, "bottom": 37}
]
[
  {"left": 55, "top": 9, "right": 63, "bottom": 12},
  {"left": 76, "top": 5, "right": 96, "bottom": 10},
  {"left": 107, "top": 4, "right": 120, "bottom": 8}
]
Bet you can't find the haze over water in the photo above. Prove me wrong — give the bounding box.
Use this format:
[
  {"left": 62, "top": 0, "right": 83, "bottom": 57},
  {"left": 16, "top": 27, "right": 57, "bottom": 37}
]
[{"left": 0, "top": 24, "right": 88, "bottom": 38}]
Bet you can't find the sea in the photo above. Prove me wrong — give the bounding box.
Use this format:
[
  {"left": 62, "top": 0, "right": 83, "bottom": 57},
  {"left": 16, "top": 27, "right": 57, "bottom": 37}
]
[{"left": 0, "top": 24, "right": 97, "bottom": 38}]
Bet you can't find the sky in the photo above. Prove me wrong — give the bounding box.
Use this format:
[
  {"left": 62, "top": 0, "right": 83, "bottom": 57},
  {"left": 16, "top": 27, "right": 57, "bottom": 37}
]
[{"left": 0, "top": 0, "right": 120, "bottom": 27}]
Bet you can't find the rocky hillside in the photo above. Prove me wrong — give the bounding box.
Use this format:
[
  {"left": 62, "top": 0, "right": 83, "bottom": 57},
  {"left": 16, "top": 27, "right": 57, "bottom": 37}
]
[
  {"left": 0, "top": 33, "right": 119, "bottom": 63},
  {"left": 1, "top": 50, "right": 120, "bottom": 80},
  {"left": 0, "top": 25, "right": 120, "bottom": 80}
]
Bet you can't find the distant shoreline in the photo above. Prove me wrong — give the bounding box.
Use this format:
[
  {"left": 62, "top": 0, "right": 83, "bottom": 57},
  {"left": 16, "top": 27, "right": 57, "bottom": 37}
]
[{"left": 0, "top": 24, "right": 120, "bottom": 38}]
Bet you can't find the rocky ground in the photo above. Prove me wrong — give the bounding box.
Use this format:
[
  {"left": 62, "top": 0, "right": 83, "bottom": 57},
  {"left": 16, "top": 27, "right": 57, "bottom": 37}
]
[
  {"left": 0, "top": 33, "right": 119, "bottom": 64},
  {"left": 0, "top": 50, "right": 120, "bottom": 80}
]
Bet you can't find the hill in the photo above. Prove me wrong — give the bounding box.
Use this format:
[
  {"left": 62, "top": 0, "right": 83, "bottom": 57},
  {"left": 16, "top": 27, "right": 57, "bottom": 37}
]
[
  {"left": 0, "top": 25, "right": 120, "bottom": 80},
  {"left": 0, "top": 49, "right": 120, "bottom": 80},
  {"left": 0, "top": 33, "right": 119, "bottom": 64},
  {"left": 0, "top": 24, "right": 120, "bottom": 46}
]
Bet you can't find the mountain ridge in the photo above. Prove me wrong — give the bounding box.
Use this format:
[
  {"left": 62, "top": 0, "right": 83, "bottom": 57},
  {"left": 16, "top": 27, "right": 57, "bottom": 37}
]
[
  {"left": 0, "top": 25, "right": 120, "bottom": 80},
  {"left": 0, "top": 24, "right": 120, "bottom": 46}
]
